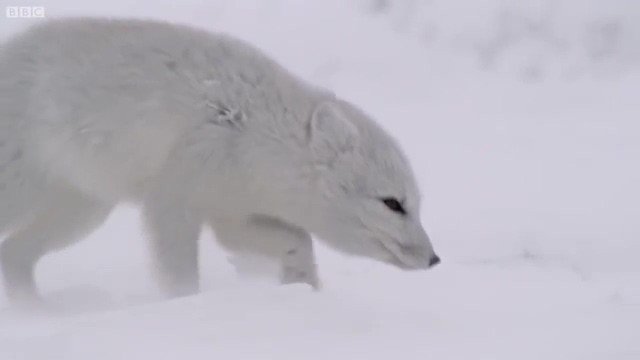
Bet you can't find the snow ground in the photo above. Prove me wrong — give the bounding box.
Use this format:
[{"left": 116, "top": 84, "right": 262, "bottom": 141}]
[{"left": 0, "top": 1, "right": 639, "bottom": 359}]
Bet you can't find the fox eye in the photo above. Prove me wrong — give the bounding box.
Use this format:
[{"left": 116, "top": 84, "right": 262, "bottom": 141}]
[{"left": 380, "top": 197, "right": 406, "bottom": 215}]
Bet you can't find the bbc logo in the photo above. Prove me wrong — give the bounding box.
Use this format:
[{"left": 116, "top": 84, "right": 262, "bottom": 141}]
[{"left": 6, "top": 6, "right": 46, "bottom": 18}]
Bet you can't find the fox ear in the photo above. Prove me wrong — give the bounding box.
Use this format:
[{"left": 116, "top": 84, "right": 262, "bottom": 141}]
[{"left": 308, "top": 102, "right": 359, "bottom": 162}]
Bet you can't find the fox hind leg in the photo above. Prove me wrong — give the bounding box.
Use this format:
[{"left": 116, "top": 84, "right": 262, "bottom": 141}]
[{"left": 0, "top": 187, "right": 112, "bottom": 304}]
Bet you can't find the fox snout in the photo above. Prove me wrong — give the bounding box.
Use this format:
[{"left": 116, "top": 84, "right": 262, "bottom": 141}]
[
  {"left": 428, "top": 254, "right": 441, "bottom": 268},
  {"left": 396, "top": 225, "right": 439, "bottom": 270},
  {"left": 409, "top": 250, "right": 441, "bottom": 270},
  {"left": 388, "top": 242, "right": 440, "bottom": 270},
  {"left": 405, "top": 253, "right": 441, "bottom": 270}
]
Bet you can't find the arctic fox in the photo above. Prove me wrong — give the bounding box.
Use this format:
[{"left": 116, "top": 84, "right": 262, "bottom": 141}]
[{"left": 0, "top": 18, "right": 439, "bottom": 302}]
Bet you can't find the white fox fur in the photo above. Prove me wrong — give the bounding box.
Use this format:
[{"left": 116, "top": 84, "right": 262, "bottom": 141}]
[{"left": 0, "top": 18, "right": 438, "bottom": 302}]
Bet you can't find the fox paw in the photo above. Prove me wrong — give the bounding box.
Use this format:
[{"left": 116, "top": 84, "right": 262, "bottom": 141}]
[{"left": 280, "top": 265, "right": 321, "bottom": 290}]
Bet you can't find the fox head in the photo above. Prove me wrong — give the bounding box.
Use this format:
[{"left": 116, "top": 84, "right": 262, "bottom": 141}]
[{"left": 293, "top": 99, "right": 440, "bottom": 270}]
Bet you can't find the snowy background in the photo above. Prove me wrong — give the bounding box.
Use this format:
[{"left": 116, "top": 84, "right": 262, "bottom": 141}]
[{"left": 1, "top": 0, "right": 639, "bottom": 359}]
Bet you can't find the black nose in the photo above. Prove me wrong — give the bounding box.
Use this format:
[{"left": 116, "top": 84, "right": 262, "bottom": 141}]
[{"left": 428, "top": 255, "right": 441, "bottom": 268}]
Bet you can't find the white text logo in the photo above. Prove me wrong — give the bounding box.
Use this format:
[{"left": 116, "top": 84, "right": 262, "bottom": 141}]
[{"left": 6, "top": 6, "right": 46, "bottom": 18}]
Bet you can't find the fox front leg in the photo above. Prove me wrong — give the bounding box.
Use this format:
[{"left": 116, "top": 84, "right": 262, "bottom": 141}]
[{"left": 212, "top": 215, "right": 320, "bottom": 289}]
